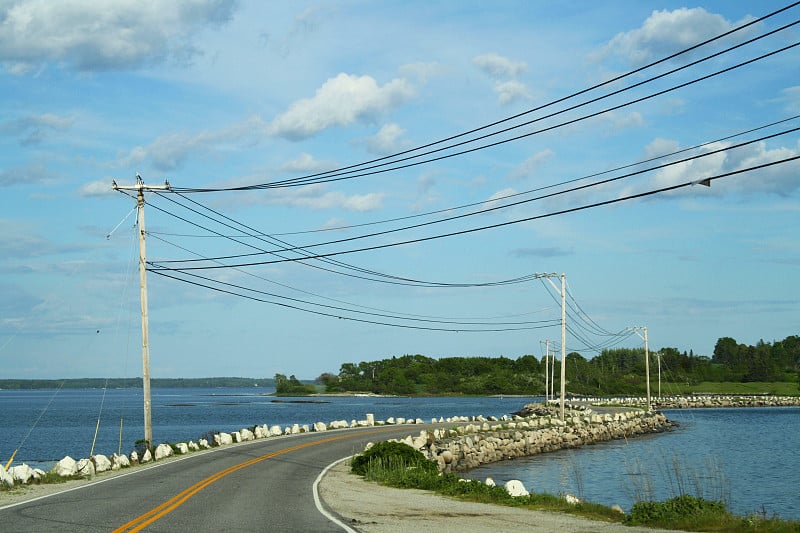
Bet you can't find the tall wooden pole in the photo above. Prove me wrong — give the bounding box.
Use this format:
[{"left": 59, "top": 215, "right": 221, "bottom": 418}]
[
  {"left": 113, "top": 174, "right": 170, "bottom": 450},
  {"left": 135, "top": 178, "right": 153, "bottom": 449},
  {"left": 559, "top": 273, "right": 566, "bottom": 422}
]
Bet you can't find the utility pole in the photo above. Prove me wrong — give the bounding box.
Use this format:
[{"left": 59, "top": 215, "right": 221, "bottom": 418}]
[
  {"left": 536, "top": 273, "right": 566, "bottom": 421},
  {"left": 629, "top": 326, "right": 651, "bottom": 411},
  {"left": 544, "top": 340, "right": 549, "bottom": 402},
  {"left": 113, "top": 174, "right": 171, "bottom": 449},
  {"left": 657, "top": 351, "right": 662, "bottom": 399}
]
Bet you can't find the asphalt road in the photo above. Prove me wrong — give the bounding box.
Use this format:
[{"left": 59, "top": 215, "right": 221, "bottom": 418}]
[{"left": 0, "top": 426, "right": 421, "bottom": 532}]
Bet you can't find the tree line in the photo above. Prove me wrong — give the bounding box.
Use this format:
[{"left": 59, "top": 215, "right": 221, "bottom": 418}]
[{"left": 317, "top": 335, "right": 800, "bottom": 396}]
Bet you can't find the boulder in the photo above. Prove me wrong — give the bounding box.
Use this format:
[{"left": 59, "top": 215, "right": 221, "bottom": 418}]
[
  {"left": 564, "top": 493, "right": 582, "bottom": 505},
  {"left": 112, "top": 453, "right": 130, "bottom": 469},
  {"left": 33, "top": 468, "right": 46, "bottom": 481},
  {"left": 175, "top": 442, "right": 189, "bottom": 454},
  {"left": 9, "top": 463, "right": 34, "bottom": 484},
  {"left": 1, "top": 467, "right": 14, "bottom": 488},
  {"left": 155, "top": 443, "right": 174, "bottom": 460},
  {"left": 77, "top": 458, "right": 95, "bottom": 476},
  {"left": 269, "top": 425, "right": 282, "bottom": 436},
  {"left": 92, "top": 454, "right": 112, "bottom": 473},
  {"left": 215, "top": 433, "right": 233, "bottom": 446},
  {"left": 140, "top": 449, "right": 152, "bottom": 464},
  {"left": 485, "top": 477, "right": 496, "bottom": 487},
  {"left": 313, "top": 422, "right": 327, "bottom": 432},
  {"left": 129, "top": 451, "right": 139, "bottom": 465},
  {"left": 53, "top": 456, "right": 78, "bottom": 477},
  {"left": 240, "top": 428, "right": 255, "bottom": 441},
  {"left": 188, "top": 441, "right": 200, "bottom": 451},
  {"left": 504, "top": 479, "right": 529, "bottom": 497}
]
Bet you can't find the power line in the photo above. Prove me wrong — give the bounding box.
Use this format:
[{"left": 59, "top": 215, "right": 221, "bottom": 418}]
[
  {"left": 149, "top": 134, "right": 800, "bottom": 269},
  {"left": 168, "top": 3, "right": 799, "bottom": 193}
]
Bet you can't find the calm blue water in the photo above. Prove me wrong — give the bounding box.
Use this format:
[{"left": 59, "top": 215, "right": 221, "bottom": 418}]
[
  {"left": 1, "top": 389, "right": 797, "bottom": 520},
  {"left": 0, "top": 388, "right": 534, "bottom": 464},
  {"left": 466, "top": 407, "right": 800, "bottom": 520}
]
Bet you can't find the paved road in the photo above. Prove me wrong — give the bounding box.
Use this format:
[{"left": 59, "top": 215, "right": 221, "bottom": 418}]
[{"left": 0, "top": 426, "right": 420, "bottom": 532}]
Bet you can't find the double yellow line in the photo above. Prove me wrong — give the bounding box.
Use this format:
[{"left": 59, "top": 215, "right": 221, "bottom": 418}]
[{"left": 114, "top": 429, "right": 389, "bottom": 532}]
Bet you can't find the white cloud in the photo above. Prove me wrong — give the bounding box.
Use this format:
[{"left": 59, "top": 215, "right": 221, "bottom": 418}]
[
  {"left": 121, "top": 115, "right": 266, "bottom": 171},
  {"left": 597, "top": 110, "right": 644, "bottom": 131},
  {"left": 602, "top": 8, "right": 749, "bottom": 66},
  {"left": 365, "top": 123, "right": 412, "bottom": 155},
  {"left": 254, "top": 184, "right": 385, "bottom": 212},
  {"left": 281, "top": 153, "right": 337, "bottom": 173},
  {"left": 0, "top": 0, "right": 236, "bottom": 73},
  {"left": 398, "top": 62, "right": 443, "bottom": 83},
  {"left": 472, "top": 53, "right": 527, "bottom": 78},
  {"left": 0, "top": 113, "right": 73, "bottom": 145},
  {"left": 510, "top": 149, "right": 554, "bottom": 180},
  {"left": 269, "top": 73, "right": 415, "bottom": 140},
  {"left": 779, "top": 86, "right": 800, "bottom": 113},
  {"left": 78, "top": 179, "right": 115, "bottom": 197},
  {"left": 644, "top": 138, "right": 682, "bottom": 160},
  {"left": 495, "top": 80, "right": 531, "bottom": 105},
  {"left": 650, "top": 140, "right": 800, "bottom": 196}
]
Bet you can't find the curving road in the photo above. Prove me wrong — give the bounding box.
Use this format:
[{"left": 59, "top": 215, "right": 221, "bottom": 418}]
[{"left": 0, "top": 425, "right": 422, "bottom": 532}]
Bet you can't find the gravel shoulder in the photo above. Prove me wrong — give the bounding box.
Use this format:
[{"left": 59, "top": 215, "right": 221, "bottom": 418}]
[{"left": 319, "top": 460, "right": 683, "bottom": 533}]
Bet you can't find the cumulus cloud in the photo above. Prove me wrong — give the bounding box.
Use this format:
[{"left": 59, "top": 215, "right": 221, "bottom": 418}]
[
  {"left": 78, "top": 179, "right": 115, "bottom": 197},
  {"left": 365, "top": 123, "right": 412, "bottom": 155},
  {"left": 269, "top": 73, "right": 415, "bottom": 140},
  {"left": 248, "top": 184, "right": 385, "bottom": 212},
  {"left": 0, "top": 0, "right": 237, "bottom": 73},
  {"left": 472, "top": 53, "right": 531, "bottom": 105},
  {"left": 472, "top": 53, "right": 527, "bottom": 78},
  {"left": 121, "top": 115, "right": 266, "bottom": 172},
  {"left": 509, "top": 149, "right": 554, "bottom": 180},
  {"left": 0, "top": 113, "right": 73, "bottom": 145},
  {"left": 280, "top": 152, "right": 337, "bottom": 173},
  {"left": 602, "top": 7, "right": 751, "bottom": 66},
  {"left": 650, "top": 139, "right": 800, "bottom": 196}
]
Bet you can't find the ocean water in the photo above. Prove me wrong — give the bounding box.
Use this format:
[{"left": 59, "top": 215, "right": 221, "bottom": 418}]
[
  {"left": 1, "top": 389, "right": 797, "bottom": 520},
  {"left": 0, "top": 388, "right": 535, "bottom": 464},
  {"left": 466, "top": 407, "right": 800, "bottom": 520}
]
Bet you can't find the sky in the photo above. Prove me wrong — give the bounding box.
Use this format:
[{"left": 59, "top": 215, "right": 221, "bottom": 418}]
[{"left": 1, "top": 1, "right": 798, "bottom": 380}]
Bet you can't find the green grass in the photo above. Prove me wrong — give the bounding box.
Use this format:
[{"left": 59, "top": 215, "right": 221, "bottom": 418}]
[{"left": 350, "top": 442, "right": 800, "bottom": 532}]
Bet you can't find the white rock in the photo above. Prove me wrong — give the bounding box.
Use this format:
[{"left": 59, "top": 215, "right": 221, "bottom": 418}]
[
  {"left": 1, "top": 466, "right": 14, "bottom": 487},
  {"left": 240, "top": 429, "right": 255, "bottom": 441},
  {"left": 216, "top": 433, "right": 233, "bottom": 446},
  {"left": 232, "top": 431, "right": 242, "bottom": 443},
  {"left": 485, "top": 477, "right": 496, "bottom": 487},
  {"left": 175, "top": 443, "right": 189, "bottom": 454},
  {"left": 269, "top": 425, "right": 283, "bottom": 436},
  {"left": 129, "top": 451, "right": 139, "bottom": 464},
  {"left": 140, "top": 449, "right": 153, "bottom": 463},
  {"left": 366, "top": 413, "right": 375, "bottom": 426},
  {"left": 9, "top": 463, "right": 34, "bottom": 484},
  {"left": 92, "top": 454, "right": 112, "bottom": 473},
  {"left": 155, "top": 443, "right": 174, "bottom": 460},
  {"left": 254, "top": 425, "right": 266, "bottom": 439},
  {"left": 505, "top": 479, "right": 529, "bottom": 497},
  {"left": 77, "top": 458, "right": 95, "bottom": 476},
  {"left": 33, "top": 468, "right": 46, "bottom": 481},
  {"left": 386, "top": 417, "right": 396, "bottom": 424},
  {"left": 313, "top": 422, "right": 327, "bottom": 432},
  {"left": 198, "top": 439, "right": 210, "bottom": 449},
  {"left": 291, "top": 424, "right": 301, "bottom": 434},
  {"left": 53, "top": 456, "right": 78, "bottom": 477},
  {"left": 188, "top": 441, "right": 200, "bottom": 451},
  {"left": 565, "top": 493, "right": 582, "bottom": 505},
  {"left": 112, "top": 453, "right": 130, "bottom": 469}
]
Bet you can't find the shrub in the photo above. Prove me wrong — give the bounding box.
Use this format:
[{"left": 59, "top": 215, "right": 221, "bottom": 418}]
[
  {"left": 625, "top": 494, "right": 727, "bottom": 528},
  {"left": 350, "top": 441, "right": 436, "bottom": 477}
]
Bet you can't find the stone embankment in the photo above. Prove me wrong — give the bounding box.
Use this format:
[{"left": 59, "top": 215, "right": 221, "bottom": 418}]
[
  {"left": 0, "top": 413, "right": 467, "bottom": 488},
  {"left": 586, "top": 394, "right": 800, "bottom": 409},
  {"left": 384, "top": 404, "right": 671, "bottom": 473}
]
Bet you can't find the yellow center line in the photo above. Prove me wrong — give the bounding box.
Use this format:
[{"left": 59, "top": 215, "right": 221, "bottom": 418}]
[{"left": 113, "top": 428, "right": 393, "bottom": 532}]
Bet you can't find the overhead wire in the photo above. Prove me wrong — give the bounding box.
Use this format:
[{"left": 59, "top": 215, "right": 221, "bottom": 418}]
[
  {"left": 148, "top": 151, "right": 800, "bottom": 271},
  {"left": 167, "top": 2, "right": 800, "bottom": 193}
]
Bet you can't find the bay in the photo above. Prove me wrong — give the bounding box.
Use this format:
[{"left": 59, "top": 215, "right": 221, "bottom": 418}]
[
  {"left": 1, "top": 389, "right": 797, "bottom": 520},
  {"left": 466, "top": 407, "right": 800, "bottom": 520}
]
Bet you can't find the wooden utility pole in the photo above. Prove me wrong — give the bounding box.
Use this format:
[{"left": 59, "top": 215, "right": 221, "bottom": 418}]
[
  {"left": 536, "top": 273, "right": 567, "bottom": 421},
  {"left": 113, "top": 174, "right": 171, "bottom": 449},
  {"left": 629, "top": 326, "right": 651, "bottom": 411}
]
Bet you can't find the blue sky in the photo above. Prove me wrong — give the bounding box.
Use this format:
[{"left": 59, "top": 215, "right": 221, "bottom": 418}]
[{"left": 1, "top": 1, "right": 798, "bottom": 380}]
